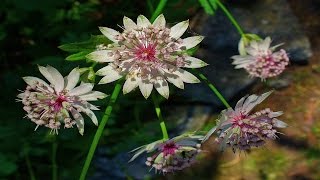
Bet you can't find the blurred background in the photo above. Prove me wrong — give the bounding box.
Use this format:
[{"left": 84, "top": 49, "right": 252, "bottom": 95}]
[{"left": 0, "top": 0, "right": 319, "bottom": 179}]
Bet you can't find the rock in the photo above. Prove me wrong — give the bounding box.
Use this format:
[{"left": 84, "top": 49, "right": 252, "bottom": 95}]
[
  {"left": 266, "top": 74, "right": 292, "bottom": 90},
  {"left": 176, "top": 0, "right": 312, "bottom": 106}
]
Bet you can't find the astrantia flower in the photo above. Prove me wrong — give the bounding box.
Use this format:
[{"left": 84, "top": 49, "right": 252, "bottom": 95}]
[
  {"left": 87, "top": 14, "right": 208, "bottom": 99},
  {"left": 232, "top": 37, "right": 289, "bottom": 80},
  {"left": 129, "top": 133, "right": 203, "bottom": 174},
  {"left": 17, "top": 66, "right": 107, "bottom": 135},
  {"left": 203, "top": 91, "right": 287, "bottom": 152}
]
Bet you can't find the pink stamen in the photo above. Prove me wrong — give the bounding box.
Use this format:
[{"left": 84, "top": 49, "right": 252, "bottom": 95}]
[
  {"left": 161, "top": 142, "right": 179, "bottom": 157},
  {"left": 50, "top": 95, "right": 67, "bottom": 112},
  {"left": 134, "top": 44, "right": 156, "bottom": 62}
]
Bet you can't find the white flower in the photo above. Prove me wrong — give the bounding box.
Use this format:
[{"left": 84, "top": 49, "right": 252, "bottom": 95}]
[
  {"left": 232, "top": 37, "right": 289, "bottom": 80},
  {"left": 87, "top": 14, "right": 208, "bottom": 99},
  {"left": 17, "top": 65, "right": 108, "bottom": 135},
  {"left": 203, "top": 91, "right": 287, "bottom": 152},
  {"left": 129, "top": 133, "right": 203, "bottom": 174}
]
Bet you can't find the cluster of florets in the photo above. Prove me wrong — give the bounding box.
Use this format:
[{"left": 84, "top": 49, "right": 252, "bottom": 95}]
[
  {"left": 18, "top": 66, "right": 107, "bottom": 135},
  {"left": 203, "top": 91, "right": 287, "bottom": 152},
  {"left": 232, "top": 37, "right": 289, "bottom": 80},
  {"left": 130, "top": 133, "right": 203, "bottom": 174},
  {"left": 87, "top": 14, "right": 207, "bottom": 99}
]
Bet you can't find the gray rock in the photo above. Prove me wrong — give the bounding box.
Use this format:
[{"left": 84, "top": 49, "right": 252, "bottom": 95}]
[{"left": 176, "top": 0, "right": 312, "bottom": 106}]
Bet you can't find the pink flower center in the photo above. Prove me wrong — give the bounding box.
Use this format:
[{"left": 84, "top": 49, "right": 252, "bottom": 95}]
[
  {"left": 134, "top": 44, "right": 156, "bottom": 62},
  {"left": 50, "top": 95, "right": 67, "bottom": 112},
  {"left": 161, "top": 142, "right": 179, "bottom": 156},
  {"left": 232, "top": 113, "right": 248, "bottom": 127}
]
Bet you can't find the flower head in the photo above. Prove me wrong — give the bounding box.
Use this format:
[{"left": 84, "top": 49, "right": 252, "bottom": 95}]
[
  {"left": 232, "top": 37, "right": 289, "bottom": 80},
  {"left": 203, "top": 91, "right": 287, "bottom": 152},
  {"left": 87, "top": 14, "right": 208, "bottom": 99},
  {"left": 17, "top": 66, "right": 107, "bottom": 135},
  {"left": 129, "top": 133, "right": 203, "bottom": 174}
]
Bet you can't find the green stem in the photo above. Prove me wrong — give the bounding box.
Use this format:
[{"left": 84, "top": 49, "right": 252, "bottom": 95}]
[
  {"left": 193, "top": 69, "right": 231, "bottom": 108},
  {"left": 79, "top": 80, "right": 123, "bottom": 180},
  {"left": 146, "top": 0, "right": 155, "bottom": 15},
  {"left": 25, "top": 152, "right": 36, "bottom": 180},
  {"left": 152, "top": 93, "right": 169, "bottom": 140},
  {"left": 150, "top": 0, "right": 168, "bottom": 22},
  {"left": 52, "top": 139, "right": 58, "bottom": 180},
  {"left": 216, "top": 0, "right": 245, "bottom": 36}
]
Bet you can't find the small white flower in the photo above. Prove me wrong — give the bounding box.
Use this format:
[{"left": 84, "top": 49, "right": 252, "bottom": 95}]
[
  {"left": 17, "top": 65, "right": 108, "bottom": 135},
  {"left": 87, "top": 14, "right": 208, "bottom": 99},
  {"left": 130, "top": 133, "right": 203, "bottom": 174},
  {"left": 232, "top": 37, "right": 289, "bottom": 80},
  {"left": 203, "top": 91, "right": 287, "bottom": 152}
]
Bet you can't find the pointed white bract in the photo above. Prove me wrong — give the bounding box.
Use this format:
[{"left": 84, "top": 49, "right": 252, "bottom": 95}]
[
  {"left": 130, "top": 133, "right": 203, "bottom": 173},
  {"left": 203, "top": 91, "right": 287, "bottom": 152},
  {"left": 18, "top": 66, "right": 108, "bottom": 135},
  {"left": 88, "top": 14, "right": 207, "bottom": 99},
  {"left": 231, "top": 37, "right": 289, "bottom": 80}
]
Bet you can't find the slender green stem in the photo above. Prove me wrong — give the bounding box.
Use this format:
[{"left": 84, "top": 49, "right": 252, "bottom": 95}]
[
  {"left": 216, "top": 0, "right": 245, "bottom": 36},
  {"left": 150, "top": 0, "right": 168, "bottom": 22},
  {"left": 193, "top": 69, "right": 231, "bottom": 108},
  {"left": 79, "top": 80, "right": 123, "bottom": 180},
  {"left": 52, "top": 139, "right": 58, "bottom": 180},
  {"left": 152, "top": 93, "right": 169, "bottom": 140},
  {"left": 25, "top": 152, "right": 36, "bottom": 180}
]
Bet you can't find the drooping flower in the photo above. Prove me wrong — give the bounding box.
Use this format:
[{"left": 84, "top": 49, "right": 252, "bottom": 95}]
[
  {"left": 129, "top": 133, "right": 203, "bottom": 174},
  {"left": 87, "top": 14, "right": 208, "bottom": 99},
  {"left": 203, "top": 91, "right": 287, "bottom": 152},
  {"left": 231, "top": 37, "right": 289, "bottom": 80},
  {"left": 17, "top": 65, "right": 107, "bottom": 135}
]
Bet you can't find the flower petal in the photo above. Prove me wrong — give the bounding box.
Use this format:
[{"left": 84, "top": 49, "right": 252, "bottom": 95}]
[
  {"left": 123, "top": 77, "right": 139, "bottom": 94},
  {"left": 45, "top": 66, "right": 65, "bottom": 93},
  {"left": 174, "top": 69, "right": 200, "bottom": 83},
  {"left": 99, "top": 27, "right": 120, "bottom": 43},
  {"left": 183, "top": 56, "right": 208, "bottom": 68},
  {"left": 152, "top": 14, "right": 166, "bottom": 28},
  {"left": 86, "top": 50, "right": 114, "bottom": 63},
  {"left": 166, "top": 76, "right": 184, "bottom": 89},
  {"left": 154, "top": 78, "right": 169, "bottom": 99},
  {"left": 74, "top": 105, "right": 98, "bottom": 126},
  {"left": 70, "top": 107, "right": 84, "bottom": 135},
  {"left": 169, "top": 20, "right": 189, "bottom": 39},
  {"left": 96, "top": 65, "right": 115, "bottom": 76},
  {"left": 123, "top": 16, "right": 138, "bottom": 30},
  {"left": 65, "top": 68, "right": 80, "bottom": 91},
  {"left": 79, "top": 91, "right": 108, "bottom": 101},
  {"left": 139, "top": 80, "right": 153, "bottom": 99},
  {"left": 242, "top": 91, "right": 273, "bottom": 114},
  {"left": 98, "top": 70, "right": 122, "bottom": 84},
  {"left": 137, "top": 15, "right": 151, "bottom": 28},
  {"left": 68, "top": 83, "right": 94, "bottom": 96},
  {"left": 179, "top": 36, "right": 204, "bottom": 50},
  {"left": 22, "top": 76, "right": 54, "bottom": 92}
]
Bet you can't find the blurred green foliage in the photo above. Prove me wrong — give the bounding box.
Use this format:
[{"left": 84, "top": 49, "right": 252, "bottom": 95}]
[{"left": 0, "top": 0, "right": 200, "bottom": 179}]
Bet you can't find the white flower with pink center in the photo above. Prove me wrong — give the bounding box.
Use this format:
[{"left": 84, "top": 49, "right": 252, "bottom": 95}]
[
  {"left": 129, "top": 133, "right": 203, "bottom": 173},
  {"left": 231, "top": 37, "right": 289, "bottom": 80},
  {"left": 87, "top": 14, "right": 208, "bottom": 99},
  {"left": 203, "top": 91, "right": 287, "bottom": 152},
  {"left": 17, "top": 66, "right": 107, "bottom": 135}
]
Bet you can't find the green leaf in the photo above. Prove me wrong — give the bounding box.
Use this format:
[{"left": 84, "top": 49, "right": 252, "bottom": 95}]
[
  {"left": 65, "top": 51, "right": 91, "bottom": 61},
  {"left": 0, "top": 153, "right": 17, "bottom": 176},
  {"left": 58, "top": 35, "right": 112, "bottom": 53},
  {"left": 186, "top": 46, "right": 199, "bottom": 56}
]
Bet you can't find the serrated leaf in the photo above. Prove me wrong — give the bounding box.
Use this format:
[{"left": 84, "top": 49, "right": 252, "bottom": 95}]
[
  {"left": 66, "top": 51, "right": 91, "bottom": 61},
  {"left": 58, "top": 35, "right": 112, "bottom": 52}
]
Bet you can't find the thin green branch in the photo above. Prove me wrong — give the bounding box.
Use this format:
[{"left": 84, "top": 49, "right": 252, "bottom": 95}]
[
  {"left": 152, "top": 93, "right": 169, "bottom": 140},
  {"left": 25, "top": 152, "right": 36, "bottom": 180},
  {"left": 150, "top": 0, "right": 168, "bottom": 22},
  {"left": 192, "top": 69, "right": 231, "bottom": 108},
  {"left": 79, "top": 80, "right": 123, "bottom": 180},
  {"left": 52, "top": 139, "right": 58, "bottom": 180},
  {"left": 216, "top": 0, "right": 245, "bottom": 36}
]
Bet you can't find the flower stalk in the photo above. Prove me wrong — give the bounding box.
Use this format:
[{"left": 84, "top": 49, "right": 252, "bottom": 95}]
[
  {"left": 152, "top": 93, "right": 169, "bottom": 140},
  {"left": 150, "top": 0, "right": 168, "bottom": 22},
  {"left": 192, "top": 69, "right": 231, "bottom": 108},
  {"left": 216, "top": 0, "right": 245, "bottom": 36},
  {"left": 79, "top": 79, "right": 123, "bottom": 180}
]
